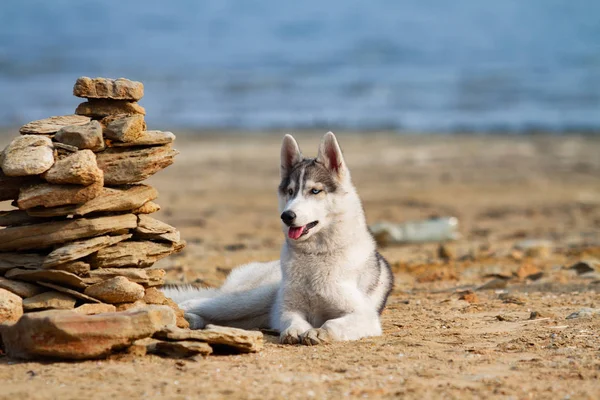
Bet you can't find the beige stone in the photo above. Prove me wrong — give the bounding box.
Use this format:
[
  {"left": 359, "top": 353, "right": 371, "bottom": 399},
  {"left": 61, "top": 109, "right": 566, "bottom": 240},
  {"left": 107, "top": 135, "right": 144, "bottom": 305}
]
[
  {"left": 0, "top": 214, "right": 137, "bottom": 251},
  {"left": 36, "top": 282, "right": 100, "bottom": 303},
  {"left": 0, "top": 209, "right": 48, "bottom": 227},
  {"left": 96, "top": 145, "right": 178, "bottom": 185},
  {"left": 19, "top": 115, "right": 91, "bottom": 135},
  {"left": 5, "top": 269, "right": 86, "bottom": 289},
  {"left": 84, "top": 276, "right": 145, "bottom": 304},
  {"left": 75, "top": 100, "right": 145, "bottom": 118},
  {"left": 1, "top": 305, "right": 176, "bottom": 360},
  {"left": 135, "top": 215, "right": 180, "bottom": 243},
  {"left": 1, "top": 135, "right": 54, "bottom": 176},
  {"left": 73, "top": 77, "right": 144, "bottom": 101},
  {"left": 22, "top": 291, "right": 76, "bottom": 311},
  {"left": 0, "top": 171, "right": 41, "bottom": 201},
  {"left": 154, "top": 340, "right": 212, "bottom": 358},
  {"left": 111, "top": 131, "right": 175, "bottom": 147},
  {"left": 90, "top": 240, "right": 185, "bottom": 269},
  {"left": 52, "top": 261, "right": 91, "bottom": 276},
  {"left": 43, "top": 234, "right": 132, "bottom": 268},
  {"left": 155, "top": 325, "right": 263, "bottom": 353},
  {"left": 18, "top": 181, "right": 103, "bottom": 209},
  {"left": 54, "top": 120, "right": 105, "bottom": 152},
  {"left": 115, "top": 300, "right": 147, "bottom": 312},
  {"left": 0, "top": 253, "right": 45, "bottom": 273},
  {"left": 103, "top": 114, "right": 146, "bottom": 142},
  {"left": 0, "top": 277, "right": 46, "bottom": 298},
  {"left": 73, "top": 303, "right": 117, "bottom": 315},
  {"left": 0, "top": 288, "right": 23, "bottom": 323},
  {"left": 42, "top": 150, "right": 103, "bottom": 186},
  {"left": 83, "top": 268, "right": 165, "bottom": 287},
  {"left": 25, "top": 184, "right": 158, "bottom": 217},
  {"left": 132, "top": 201, "right": 161, "bottom": 214}
]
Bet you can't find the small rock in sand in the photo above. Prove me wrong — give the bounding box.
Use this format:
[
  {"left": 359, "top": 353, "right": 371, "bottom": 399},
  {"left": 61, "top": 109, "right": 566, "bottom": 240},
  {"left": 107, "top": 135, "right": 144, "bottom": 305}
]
[
  {"left": 154, "top": 340, "right": 213, "bottom": 358},
  {"left": 565, "top": 308, "right": 600, "bottom": 320},
  {"left": 0, "top": 288, "right": 23, "bottom": 323},
  {"left": 1, "top": 135, "right": 54, "bottom": 176},
  {"left": 84, "top": 276, "right": 145, "bottom": 304}
]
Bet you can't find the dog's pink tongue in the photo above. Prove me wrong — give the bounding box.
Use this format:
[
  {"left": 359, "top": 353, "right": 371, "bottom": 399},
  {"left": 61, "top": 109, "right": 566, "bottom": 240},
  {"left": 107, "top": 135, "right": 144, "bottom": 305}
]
[{"left": 288, "top": 226, "right": 305, "bottom": 240}]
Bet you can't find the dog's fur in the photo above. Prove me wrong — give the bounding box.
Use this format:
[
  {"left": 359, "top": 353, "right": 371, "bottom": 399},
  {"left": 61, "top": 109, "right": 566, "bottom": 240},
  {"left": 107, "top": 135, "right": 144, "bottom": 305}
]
[{"left": 162, "top": 132, "right": 394, "bottom": 345}]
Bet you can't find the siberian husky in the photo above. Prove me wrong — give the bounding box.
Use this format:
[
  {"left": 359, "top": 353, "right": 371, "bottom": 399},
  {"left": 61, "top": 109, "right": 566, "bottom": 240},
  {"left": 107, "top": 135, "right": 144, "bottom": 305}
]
[{"left": 163, "top": 132, "right": 394, "bottom": 345}]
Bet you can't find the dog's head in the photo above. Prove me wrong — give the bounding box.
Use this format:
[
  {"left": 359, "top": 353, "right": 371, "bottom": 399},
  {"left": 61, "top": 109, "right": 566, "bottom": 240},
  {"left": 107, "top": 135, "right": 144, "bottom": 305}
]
[{"left": 278, "top": 132, "right": 353, "bottom": 242}]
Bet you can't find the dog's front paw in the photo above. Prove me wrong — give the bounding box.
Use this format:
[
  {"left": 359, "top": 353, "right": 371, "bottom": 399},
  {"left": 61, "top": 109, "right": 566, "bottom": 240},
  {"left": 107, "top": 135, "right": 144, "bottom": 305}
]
[
  {"left": 300, "top": 328, "right": 332, "bottom": 346},
  {"left": 280, "top": 328, "right": 304, "bottom": 345}
]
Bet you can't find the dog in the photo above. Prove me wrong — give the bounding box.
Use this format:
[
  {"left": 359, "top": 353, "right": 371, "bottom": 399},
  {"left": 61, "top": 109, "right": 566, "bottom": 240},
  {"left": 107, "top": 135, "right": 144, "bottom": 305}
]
[{"left": 162, "top": 132, "right": 394, "bottom": 345}]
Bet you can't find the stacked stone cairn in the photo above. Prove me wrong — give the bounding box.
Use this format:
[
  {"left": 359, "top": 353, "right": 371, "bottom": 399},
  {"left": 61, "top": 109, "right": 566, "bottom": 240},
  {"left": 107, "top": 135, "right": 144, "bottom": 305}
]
[{"left": 0, "top": 77, "right": 263, "bottom": 360}]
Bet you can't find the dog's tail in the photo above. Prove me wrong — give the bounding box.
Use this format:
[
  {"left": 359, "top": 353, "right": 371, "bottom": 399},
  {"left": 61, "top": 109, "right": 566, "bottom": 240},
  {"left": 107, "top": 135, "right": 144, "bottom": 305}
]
[{"left": 160, "top": 285, "right": 218, "bottom": 305}]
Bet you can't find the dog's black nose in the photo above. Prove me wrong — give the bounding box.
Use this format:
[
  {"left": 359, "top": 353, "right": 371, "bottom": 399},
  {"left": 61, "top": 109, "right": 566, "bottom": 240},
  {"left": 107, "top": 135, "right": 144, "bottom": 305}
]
[{"left": 280, "top": 210, "right": 296, "bottom": 225}]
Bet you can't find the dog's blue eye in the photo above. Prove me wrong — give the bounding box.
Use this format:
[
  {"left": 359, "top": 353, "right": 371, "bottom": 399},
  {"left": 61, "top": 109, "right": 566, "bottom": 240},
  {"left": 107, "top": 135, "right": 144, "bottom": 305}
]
[{"left": 311, "top": 189, "right": 322, "bottom": 195}]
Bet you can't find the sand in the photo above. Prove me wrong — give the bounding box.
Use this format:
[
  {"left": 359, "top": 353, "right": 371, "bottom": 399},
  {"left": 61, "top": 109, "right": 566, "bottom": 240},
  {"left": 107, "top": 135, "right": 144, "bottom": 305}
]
[{"left": 1, "top": 132, "right": 599, "bottom": 399}]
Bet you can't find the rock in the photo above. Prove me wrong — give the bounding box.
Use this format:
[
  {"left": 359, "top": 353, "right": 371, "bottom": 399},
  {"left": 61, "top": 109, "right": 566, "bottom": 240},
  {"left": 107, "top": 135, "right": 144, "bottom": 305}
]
[
  {"left": 22, "top": 291, "right": 76, "bottom": 311},
  {"left": 96, "top": 145, "right": 178, "bottom": 185},
  {"left": 42, "top": 150, "right": 103, "bottom": 186},
  {"left": 115, "top": 300, "right": 147, "bottom": 312},
  {"left": 5, "top": 269, "right": 86, "bottom": 289},
  {"left": 499, "top": 293, "right": 526, "bottom": 305},
  {"left": 475, "top": 277, "right": 510, "bottom": 291},
  {"left": 26, "top": 184, "right": 158, "bottom": 217},
  {"left": 0, "top": 253, "right": 45, "bottom": 273},
  {"left": 112, "top": 131, "right": 175, "bottom": 147},
  {"left": 154, "top": 340, "right": 212, "bottom": 358},
  {"left": 75, "top": 100, "right": 145, "bottom": 118},
  {"left": 155, "top": 325, "right": 263, "bottom": 353},
  {"left": 103, "top": 114, "right": 146, "bottom": 142},
  {"left": 135, "top": 215, "right": 180, "bottom": 243},
  {"left": 43, "top": 234, "right": 132, "bottom": 268},
  {"left": 52, "top": 261, "right": 91, "bottom": 276},
  {"left": 53, "top": 142, "right": 80, "bottom": 153},
  {"left": 567, "top": 260, "right": 599, "bottom": 275},
  {"left": 0, "top": 171, "right": 42, "bottom": 201},
  {"left": 0, "top": 214, "right": 137, "bottom": 251},
  {"left": 83, "top": 268, "right": 165, "bottom": 287},
  {"left": 54, "top": 120, "right": 105, "bottom": 152},
  {"left": 84, "top": 276, "right": 145, "bottom": 304},
  {"left": 19, "top": 115, "right": 91, "bottom": 135},
  {"left": 0, "top": 288, "right": 23, "bottom": 324},
  {"left": 457, "top": 290, "right": 479, "bottom": 304},
  {"left": 73, "top": 303, "right": 116, "bottom": 315},
  {"left": 1, "top": 135, "right": 54, "bottom": 176},
  {"left": 529, "top": 311, "right": 556, "bottom": 320},
  {"left": 437, "top": 243, "right": 455, "bottom": 261},
  {"left": 0, "top": 210, "right": 49, "bottom": 227},
  {"left": 73, "top": 77, "right": 144, "bottom": 101},
  {"left": 164, "top": 298, "right": 190, "bottom": 329},
  {"left": 1, "top": 305, "right": 176, "bottom": 360},
  {"left": 0, "top": 277, "right": 46, "bottom": 298},
  {"left": 514, "top": 239, "right": 552, "bottom": 258},
  {"left": 89, "top": 240, "right": 185, "bottom": 269},
  {"left": 18, "top": 181, "right": 103, "bottom": 209},
  {"left": 515, "top": 263, "right": 541, "bottom": 279},
  {"left": 142, "top": 287, "right": 168, "bottom": 305},
  {"left": 36, "top": 282, "right": 100, "bottom": 303},
  {"left": 132, "top": 201, "right": 161, "bottom": 214},
  {"left": 565, "top": 308, "right": 600, "bottom": 320}
]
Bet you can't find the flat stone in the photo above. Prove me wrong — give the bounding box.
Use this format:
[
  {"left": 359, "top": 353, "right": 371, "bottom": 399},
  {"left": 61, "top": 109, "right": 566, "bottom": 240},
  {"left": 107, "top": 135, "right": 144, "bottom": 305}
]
[
  {"left": 73, "top": 77, "right": 144, "bottom": 101},
  {"left": 0, "top": 288, "right": 23, "bottom": 324},
  {"left": 25, "top": 184, "right": 158, "bottom": 217},
  {"left": 112, "top": 131, "right": 175, "bottom": 147},
  {"left": 143, "top": 288, "right": 189, "bottom": 329},
  {"left": 36, "top": 281, "right": 101, "bottom": 303},
  {"left": 75, "top": 100, "right": 145, "bottom": 118},
  {"left": 84, "top": 276, "right": 145, "bottom": 304},
  {"left": 1, "top": 135, "right": 54, "bottom": 176},
  {"left": 132, "top": 201, "right": 161, "bottom": 214},
  {"left": 115, "top": 300, "right": 147, "bottom": 312},
  {"left": 54, "top": 120, "right": 105, "bottom": 152},
  {"left": 135, "top": 215, "right": 180, "bottom": 243},
  {"left": 0, "top": 253, "right": 45, "bottom": 273},
  {"left": 42, "top": 150, "right": 103, "bottom": 186},
  {"left": 103, "top": 114, "right": 146, "bottom": 142},
  {"left": 82, "top": 268, "right": 165, "bottom": 287},
  {"left": 567, "top": 260, "right": 599, "bottom": 275},
  {"left": 0, "top": 209, "right": 50, "bottom": 227},
  {"left": 53, "top": 142, "right": 79, "bottom": 153},
  {"left": 52, "top": 261, "right": 91, "bottom": 276},
  {"left": 154, "top": 340, "right": 212, "bottom": 358},
  {"left": 0, "top": 171, "right": 42, "bottom": 201},
  {"left": 90, "top": 240, "right": 185, "bottom": 269},
  {"left": 19, "top": 115, "right": 91, "bottom": 135},
  {"left": 164, "top": 297, "right": 189, "bottom": 329},
  {"left": 18, "top": 181, "right": 103, "bottom": 209},
  {"left": 73, "top": 303, "right": 116, "bottom": 315},
  {"left": 5, "top": 269, "right": 86, "bottom": 289},
  {"left": 0, "top": 277, "right": 46, "bottom": 298},
  {"left": 22, "top": 291, "right": 76, "bottom": 311},
  {"left": 154, "top": 325, "right": 264, "bottom": 353},
  {"left": 96, "top": 145, "right": 178, "bottom": 185},
  {"left": 43, "top": 234, "right": 132, "bottom": 268},
  {"left": 0, "top": 214, "right": 137, "bottom": 251},
  {"left": 514, "top": 239, "right": 553, "bottom": 258},
  {"left": 0, "top": 305, "right": 176, "bottom": 360}
]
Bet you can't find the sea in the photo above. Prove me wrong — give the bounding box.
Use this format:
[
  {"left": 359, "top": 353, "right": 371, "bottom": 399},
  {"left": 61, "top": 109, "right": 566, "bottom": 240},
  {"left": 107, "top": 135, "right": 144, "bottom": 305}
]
[{"left": 1, "top": 0, "right": 599, "bottom": 132}]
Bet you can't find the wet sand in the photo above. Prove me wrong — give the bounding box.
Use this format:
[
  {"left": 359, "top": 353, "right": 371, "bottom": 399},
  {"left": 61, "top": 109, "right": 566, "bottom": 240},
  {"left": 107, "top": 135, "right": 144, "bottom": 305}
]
[{"left": 1, "top": 132, "right": 600, "bottom": 399}]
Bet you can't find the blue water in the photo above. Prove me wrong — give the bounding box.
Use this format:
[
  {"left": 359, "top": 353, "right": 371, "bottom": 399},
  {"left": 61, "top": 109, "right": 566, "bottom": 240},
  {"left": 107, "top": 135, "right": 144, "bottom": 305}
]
[{"left": 1, "top": 0, "right": 599, "bottom": 132}]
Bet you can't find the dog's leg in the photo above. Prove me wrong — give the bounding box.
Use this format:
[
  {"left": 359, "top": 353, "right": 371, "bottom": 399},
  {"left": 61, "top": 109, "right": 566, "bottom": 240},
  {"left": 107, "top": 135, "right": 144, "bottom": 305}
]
[
  {"left": 303, "top": 308, "right": 382, "bottom": 345},
  {"left": 278, "top": 310, "right": 313, "bottom": 345}
]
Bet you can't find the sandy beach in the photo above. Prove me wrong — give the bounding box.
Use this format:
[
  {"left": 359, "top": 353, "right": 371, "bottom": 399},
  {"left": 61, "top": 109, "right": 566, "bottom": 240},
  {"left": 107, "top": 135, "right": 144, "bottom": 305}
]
[{"left": 1, "top": 132, "right": 599, "bottom": 399}]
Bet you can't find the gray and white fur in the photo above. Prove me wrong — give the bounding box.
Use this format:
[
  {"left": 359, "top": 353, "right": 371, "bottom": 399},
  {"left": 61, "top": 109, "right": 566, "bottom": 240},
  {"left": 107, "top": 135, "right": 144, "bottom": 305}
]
[{"left": 162, "top": 132, "right": 394, "bottom": 345}]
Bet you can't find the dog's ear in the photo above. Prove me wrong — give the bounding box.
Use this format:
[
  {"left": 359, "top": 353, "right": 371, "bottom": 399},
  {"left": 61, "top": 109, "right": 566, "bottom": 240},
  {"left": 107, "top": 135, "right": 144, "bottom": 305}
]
[
  {"left": 317, "top": 131, "right": 346, "bottom": 179},
  {"left": 280, "top": 134, "right": 302, "bottom": 177}
]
